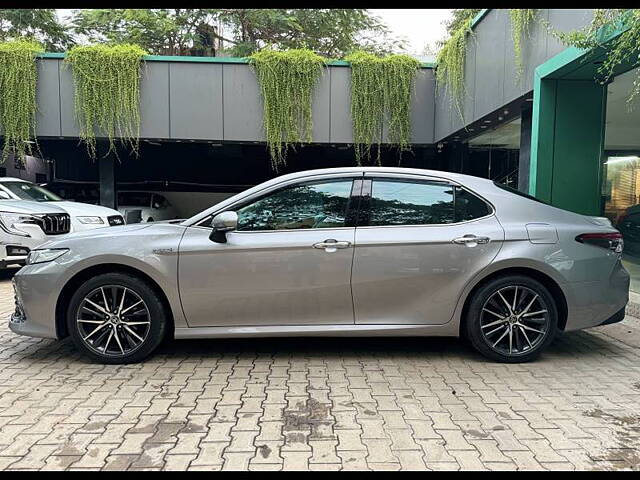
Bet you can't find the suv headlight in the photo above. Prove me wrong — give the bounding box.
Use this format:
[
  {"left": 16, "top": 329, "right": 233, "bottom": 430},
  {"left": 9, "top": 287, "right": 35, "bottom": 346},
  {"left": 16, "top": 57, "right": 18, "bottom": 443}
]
[
  {"left": 26, "top": 248, "right": 69, "bottom": 265},
  {"left": 76, "top": 216, "right": 104, "bottom": 225},
  {"left": 0, "top": 212, "right": 37, "bottom": 237}
]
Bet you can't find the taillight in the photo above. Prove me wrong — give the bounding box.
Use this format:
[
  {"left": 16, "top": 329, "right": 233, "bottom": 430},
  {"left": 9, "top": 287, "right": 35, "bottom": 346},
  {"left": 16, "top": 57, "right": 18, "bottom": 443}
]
[{"left": 576, "top": 232, "right": 624, "bottom": 253}]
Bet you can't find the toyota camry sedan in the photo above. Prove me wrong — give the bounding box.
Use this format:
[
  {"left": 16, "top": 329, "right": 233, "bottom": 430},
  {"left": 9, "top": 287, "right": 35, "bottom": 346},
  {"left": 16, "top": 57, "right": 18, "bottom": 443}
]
[{"left": 9, "top": 167, "right": 629, "bottom": 364}]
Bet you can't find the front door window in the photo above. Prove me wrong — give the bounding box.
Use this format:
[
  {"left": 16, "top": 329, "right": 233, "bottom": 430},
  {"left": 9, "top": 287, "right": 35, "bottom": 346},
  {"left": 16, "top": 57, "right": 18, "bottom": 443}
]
[{"left": 235, "top": 180, "right": 354, "bottom": 231}]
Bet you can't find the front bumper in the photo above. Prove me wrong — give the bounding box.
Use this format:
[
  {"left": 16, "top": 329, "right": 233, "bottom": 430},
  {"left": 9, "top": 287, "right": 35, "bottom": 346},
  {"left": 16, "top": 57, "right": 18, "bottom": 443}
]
[{"left": 8, "top": 264, "right": 61, "bottom": 339}]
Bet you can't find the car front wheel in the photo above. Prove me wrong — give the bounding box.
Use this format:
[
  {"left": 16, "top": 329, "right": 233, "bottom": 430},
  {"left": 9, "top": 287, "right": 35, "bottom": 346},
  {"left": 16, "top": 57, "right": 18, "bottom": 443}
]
[
  {"left": 464, "top": 275, "right": 558, "bottom": 363},
  {"left": 67, "top": 272, "right": 167, "bottom": 364}
]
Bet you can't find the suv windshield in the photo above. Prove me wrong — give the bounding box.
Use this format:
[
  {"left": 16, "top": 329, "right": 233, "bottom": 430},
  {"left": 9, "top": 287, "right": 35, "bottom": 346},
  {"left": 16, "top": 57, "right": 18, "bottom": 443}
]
[{"left": 0, "top": 181, "right": 62, "bottom": 202}]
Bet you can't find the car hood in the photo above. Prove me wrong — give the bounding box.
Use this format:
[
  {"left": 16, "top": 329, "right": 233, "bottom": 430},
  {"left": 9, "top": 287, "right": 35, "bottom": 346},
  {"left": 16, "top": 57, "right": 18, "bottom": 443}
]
[
  {"left": 0, "top": 199, "right": 67, "bottom": 215},
  {"left": 45, "top": 201, "right": 121, "bottom": 218}
]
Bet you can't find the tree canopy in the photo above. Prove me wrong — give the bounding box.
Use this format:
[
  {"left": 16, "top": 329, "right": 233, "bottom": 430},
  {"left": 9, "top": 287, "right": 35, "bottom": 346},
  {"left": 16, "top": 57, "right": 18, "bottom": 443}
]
[
  {"left": 0, "top": 9, "right": 72, "bottom": 51},
  {"left": 68, "top": 9, "right": 405, "bottom": 58}
]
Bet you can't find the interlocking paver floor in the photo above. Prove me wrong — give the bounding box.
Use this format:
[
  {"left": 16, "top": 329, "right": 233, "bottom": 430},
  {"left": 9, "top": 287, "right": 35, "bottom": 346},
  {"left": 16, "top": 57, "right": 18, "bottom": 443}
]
[{"left": 1, "top": 268, "right": 639, "bottom": 471}]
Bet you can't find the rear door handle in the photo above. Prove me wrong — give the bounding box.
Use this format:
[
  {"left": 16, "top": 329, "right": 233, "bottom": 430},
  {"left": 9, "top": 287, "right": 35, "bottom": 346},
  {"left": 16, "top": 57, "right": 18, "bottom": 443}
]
[
  {"left": 452, "top": 235, "right": 490, "bottom": 246},
  {"left": 312, "top": 239, "right": 351, "bottom": 252}
]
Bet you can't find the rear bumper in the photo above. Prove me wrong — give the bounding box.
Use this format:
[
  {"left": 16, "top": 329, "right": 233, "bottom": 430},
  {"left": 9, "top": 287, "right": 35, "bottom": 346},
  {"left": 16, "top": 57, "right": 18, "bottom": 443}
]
[
  {"left": 597, "top": 307, "right": 626, "bottom": 327},
  {"left": 563, "top": 260, "right": 629, "bottom": 331}
]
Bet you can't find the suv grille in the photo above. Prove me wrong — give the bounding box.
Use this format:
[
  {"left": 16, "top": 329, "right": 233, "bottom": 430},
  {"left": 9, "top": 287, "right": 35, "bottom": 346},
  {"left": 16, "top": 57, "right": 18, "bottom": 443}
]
[{"left": 34, "top": 213, "right": 71, "bottom": 235}]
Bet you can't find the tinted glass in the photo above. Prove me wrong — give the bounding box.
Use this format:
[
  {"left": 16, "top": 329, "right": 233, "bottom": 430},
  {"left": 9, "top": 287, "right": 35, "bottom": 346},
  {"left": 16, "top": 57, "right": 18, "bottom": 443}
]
[
  {"left": 369, "top": 180, "right": 454, "bottom": 226},
  {"left": 0, "top": 181, "right": 62, "bottom": 202},
  {"left": 455, "top": 187, "right": 491, "bottom": 222},
  {"left": 236, "top": 180, "right": 353, "bottom": 231}
]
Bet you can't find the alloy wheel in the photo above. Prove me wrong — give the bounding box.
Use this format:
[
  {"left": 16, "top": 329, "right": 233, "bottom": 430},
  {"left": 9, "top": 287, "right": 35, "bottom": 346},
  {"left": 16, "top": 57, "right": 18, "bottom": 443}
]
[
  {"left": 479, "top": 285, "right": 551, "bottom": 357},
  {"left": 75, "top": 285, "right": 151, "bottom": 357}
]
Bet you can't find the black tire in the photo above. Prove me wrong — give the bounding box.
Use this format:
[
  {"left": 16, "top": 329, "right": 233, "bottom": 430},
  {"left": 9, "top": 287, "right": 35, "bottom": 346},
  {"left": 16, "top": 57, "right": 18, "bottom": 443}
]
[
  {"left": 66, "top": 272, "right": 167, "bottom": 364},
  {"left": 463, "top": 274, "right": 558, "bottom": 363}
]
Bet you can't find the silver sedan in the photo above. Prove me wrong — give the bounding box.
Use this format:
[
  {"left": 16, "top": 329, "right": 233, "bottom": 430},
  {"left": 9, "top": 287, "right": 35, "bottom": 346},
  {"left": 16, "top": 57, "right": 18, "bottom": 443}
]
[{"left": 9, "top": 167, "right": 629, "bottom": 364}]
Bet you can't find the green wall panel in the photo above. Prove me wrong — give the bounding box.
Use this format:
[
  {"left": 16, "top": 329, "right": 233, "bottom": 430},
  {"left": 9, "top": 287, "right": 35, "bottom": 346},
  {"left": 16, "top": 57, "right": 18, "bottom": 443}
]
[{"left": 550, "top": 80, "right": 605, "bottom": 215}]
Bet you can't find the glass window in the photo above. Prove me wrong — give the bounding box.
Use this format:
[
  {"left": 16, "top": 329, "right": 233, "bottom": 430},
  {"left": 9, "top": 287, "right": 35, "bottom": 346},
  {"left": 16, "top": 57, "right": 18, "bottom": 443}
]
[
  {"left": 455, "top": 187, "right": 491, "bottom": 222},
  {"left": 0, "top": 181, "right": 62, "bottom": 202},
  {"left": 118, "top": 192, "right": 152, "bottom": 207},
  {"left": 236, "top": 179, "right": 353, "bottom": 231},
  {"left": 152, "top": 194, "right": 169, "bottom": 208},
  {"left": 369, "top": 180, "right": 455, "bottom": 226}
]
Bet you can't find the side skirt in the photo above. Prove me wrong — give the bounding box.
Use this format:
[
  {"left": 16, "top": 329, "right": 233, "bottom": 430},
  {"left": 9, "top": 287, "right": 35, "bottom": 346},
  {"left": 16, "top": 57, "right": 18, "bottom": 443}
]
[{"left": 174, "top": 323, "right": 459, "bottom": 339}]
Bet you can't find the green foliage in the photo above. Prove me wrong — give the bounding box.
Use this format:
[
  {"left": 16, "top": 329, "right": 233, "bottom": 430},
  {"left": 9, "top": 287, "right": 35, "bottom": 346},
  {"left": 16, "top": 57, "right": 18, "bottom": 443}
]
[
  {"left": 71, "top": 9, "right": 221, "bottom": 56},
  {"left": 65, "top": 43, "right": 147, "bottom": 159},
  {"left": 345, "top": 51, "right": 421, "bottom": 165},
  {"left": 441, "top": 9, "right": 482, "bottom": 40},
  {"left": 0, "top": 39, "right": 43, "bottom": 163},
  {"left": 70, "top": 9, "right": 404, "bottom": 58},
  {"left": 249, "top": 48, "right": 326, "bottom": 170},
  {"left": 555, "top": 9, "right": 640, "bottom": 106},
  {"left": 509, "top": 9, "right": 539, "bottom": 80},
  {"left": 0, "top": 9, "right": 72, "bottom": 52},
  {"left": 435, "top": 17, "right": 474, "bottom": 121}
]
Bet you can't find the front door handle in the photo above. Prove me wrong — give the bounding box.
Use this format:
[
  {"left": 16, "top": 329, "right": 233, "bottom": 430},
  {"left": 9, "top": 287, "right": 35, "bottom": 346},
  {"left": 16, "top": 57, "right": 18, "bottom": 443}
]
[
  {"left": 452, "top": 234, "right": 490, "bottom": 246},
  {"left": 312, "top": 239, "right": 351, "bottom": 252}
]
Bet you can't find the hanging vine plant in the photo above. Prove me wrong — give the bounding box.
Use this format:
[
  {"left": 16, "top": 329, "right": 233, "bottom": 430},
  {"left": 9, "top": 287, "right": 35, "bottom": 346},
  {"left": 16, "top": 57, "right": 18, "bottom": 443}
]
[
  {"left": 554, "top": 9, "right": 640, "bottom": 106},
  {"left": 345, "top": 52, "right": 420, "bottom": 165},
  {"left": 435, "top": 17, "right": 474, "bottom": 122},
  {"left": 509, "top": 9, "right": 539, "bottom": 80},
  {"left": 65, "top": 43, "right": 147, "bottom": 159},
  {"left": 0, "top": 39, "right": 43, "bottom": 163},
  {"left": 249, "top": 48, "right": 327, "bottom": 170}
]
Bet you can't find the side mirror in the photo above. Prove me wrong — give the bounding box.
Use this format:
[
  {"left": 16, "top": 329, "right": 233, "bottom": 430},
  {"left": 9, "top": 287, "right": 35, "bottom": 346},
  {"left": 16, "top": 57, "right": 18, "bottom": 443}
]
[
  {"left": 0, "top": 191, "right": 11, "bottom": 200},
  {"left": 210, "top": 211, "right": 238, "bottom": 243}
]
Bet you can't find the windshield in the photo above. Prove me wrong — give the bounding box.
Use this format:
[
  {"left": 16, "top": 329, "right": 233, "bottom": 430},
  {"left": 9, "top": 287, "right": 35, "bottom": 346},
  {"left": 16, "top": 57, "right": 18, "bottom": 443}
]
[{"left": 0, "top": 181, "right": 62, "bottom": 202}]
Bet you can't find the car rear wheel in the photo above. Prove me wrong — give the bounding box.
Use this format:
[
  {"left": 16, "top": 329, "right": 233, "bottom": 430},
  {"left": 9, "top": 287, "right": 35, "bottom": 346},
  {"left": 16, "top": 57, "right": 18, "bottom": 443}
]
[
  {"left": 464, "top": 275, "right": 558, "bottom": 363},
  {"left": 67, "top": 272, "right": 167, "bottom": 364}
]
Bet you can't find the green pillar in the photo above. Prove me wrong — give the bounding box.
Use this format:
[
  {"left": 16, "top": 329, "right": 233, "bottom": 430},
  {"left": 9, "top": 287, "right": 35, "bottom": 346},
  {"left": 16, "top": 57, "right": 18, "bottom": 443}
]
[{"left": 530, "top": 77, "right": 607, "bottom": 216}]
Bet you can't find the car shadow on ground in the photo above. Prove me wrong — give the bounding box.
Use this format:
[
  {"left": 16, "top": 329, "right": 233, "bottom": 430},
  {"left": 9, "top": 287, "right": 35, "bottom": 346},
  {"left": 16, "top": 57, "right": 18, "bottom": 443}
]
[{"left": 11, "top": 327, "right": 626, "bottom": 366}]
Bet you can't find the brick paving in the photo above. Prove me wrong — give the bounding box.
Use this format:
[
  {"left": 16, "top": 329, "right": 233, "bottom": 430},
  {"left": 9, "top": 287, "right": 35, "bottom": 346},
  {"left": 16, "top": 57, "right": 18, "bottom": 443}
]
[{"left": 1, "top": 268, "right": 639, "bottom": 471}]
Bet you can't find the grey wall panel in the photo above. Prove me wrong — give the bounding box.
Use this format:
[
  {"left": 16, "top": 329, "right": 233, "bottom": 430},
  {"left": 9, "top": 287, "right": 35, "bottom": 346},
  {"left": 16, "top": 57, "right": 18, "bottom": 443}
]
[
  {"left": 35, "top": 59, "right": 61, "bottom": 137},
  {"left": 473, "top": 9, "right": 508, "bottom": 121},
  {"left": 40, "top": 59, "right": 432, "bottom": 146},
  {"left": 311, "top": 69, "right": 331, "bottom": 143},
  {"left": 59, "top": 61, "right": 80, "bottom": 137},
  {"left": 503, "top": 10, "right": 550, "bottom": 102},
  {"left": 546, "top": 9, "right": 594, "bottom": 58},
  {"left": 463, "top": 32, "right": 477, "bottom": 125},
  {"left": 410, "top": 69, "right": 436, "bottom": 144},
  {"left": 329, "top": 67, "right": 353, "bottom": 143},
  {"left": 169, "top": 63, "right": 221, "bottom": 140},
  {"left": 222, "top": 63, "right": 264, "bottom": 142},
  {"left": 139, "top": 62, "right": 170, "bottom": 139},
  {"left": 434, "top": 8, "right": 594, "bottom": 141}
]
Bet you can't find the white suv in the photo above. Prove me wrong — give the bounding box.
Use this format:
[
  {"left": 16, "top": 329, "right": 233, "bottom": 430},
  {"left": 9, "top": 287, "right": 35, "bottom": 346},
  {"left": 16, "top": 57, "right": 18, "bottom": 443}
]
[{"left": 0, "top": 177, "right": 124, "bottom": 268}]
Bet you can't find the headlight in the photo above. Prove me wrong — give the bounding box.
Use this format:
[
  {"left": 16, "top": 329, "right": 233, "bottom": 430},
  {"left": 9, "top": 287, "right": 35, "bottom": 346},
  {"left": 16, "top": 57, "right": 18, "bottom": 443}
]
[
  {"left": 76, "top": 216, "right": 104, "bottom": 225},
  {"left": 26, "top": 248, "right": 69, "bottom": 265},
  {"left": 0, "top": 211, "right": 37, "bottom": 237}
]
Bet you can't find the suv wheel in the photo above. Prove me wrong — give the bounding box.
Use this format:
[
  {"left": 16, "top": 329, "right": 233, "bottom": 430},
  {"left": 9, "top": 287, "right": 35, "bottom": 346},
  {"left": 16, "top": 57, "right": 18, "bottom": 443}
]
[
  {"left": 67, "top": 272, "right": 167, "bottom": 364},
  {"left": 464, "top": 275, "right": 558, "bottom": 363}
]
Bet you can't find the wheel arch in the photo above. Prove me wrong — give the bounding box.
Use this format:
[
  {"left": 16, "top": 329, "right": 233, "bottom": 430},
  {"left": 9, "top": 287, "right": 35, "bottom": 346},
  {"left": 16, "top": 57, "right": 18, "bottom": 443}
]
[
  {"left": 55, "top": 263, "right": 175, "bottom": 340},
  {"left": 458, "top": 266, "right": 569, "bottom": 337}
]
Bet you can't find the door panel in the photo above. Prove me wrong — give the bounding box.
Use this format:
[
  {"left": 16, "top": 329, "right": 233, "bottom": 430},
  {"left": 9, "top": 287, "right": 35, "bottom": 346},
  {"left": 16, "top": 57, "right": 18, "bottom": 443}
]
[
  {"left": 352, "top": 217, "right": 504, "bottom": 325},
  {"left": 352, "top": 176, "right": 504, "bottom": 325},
  {"left": 178, "top": 227, "right": 356, "bottom": 327}
]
